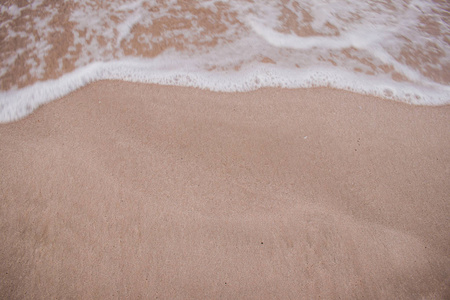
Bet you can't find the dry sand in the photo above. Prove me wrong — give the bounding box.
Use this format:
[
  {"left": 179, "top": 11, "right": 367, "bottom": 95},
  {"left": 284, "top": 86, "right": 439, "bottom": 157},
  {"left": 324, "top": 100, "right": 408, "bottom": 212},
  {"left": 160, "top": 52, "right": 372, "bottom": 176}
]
[{"left": 1, "top": 81, "right": 449, "bottom": 299}]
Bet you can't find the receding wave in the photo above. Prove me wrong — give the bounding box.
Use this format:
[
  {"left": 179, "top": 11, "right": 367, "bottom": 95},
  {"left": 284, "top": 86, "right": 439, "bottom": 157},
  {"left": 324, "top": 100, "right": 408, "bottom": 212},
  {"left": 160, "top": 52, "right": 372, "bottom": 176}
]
[{"left": 0, "top": 0, "right": 449, "bottom": 122}]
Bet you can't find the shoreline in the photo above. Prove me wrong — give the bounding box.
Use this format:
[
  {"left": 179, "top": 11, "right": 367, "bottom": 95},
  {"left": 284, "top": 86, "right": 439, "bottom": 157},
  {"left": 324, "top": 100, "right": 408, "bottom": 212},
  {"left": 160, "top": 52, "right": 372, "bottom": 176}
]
[
  {"left": 1, "top": 65, "right": 450, "bottom": 124},
  {"left": 1, "top": 81, "right": 449, "bottom": 298}
]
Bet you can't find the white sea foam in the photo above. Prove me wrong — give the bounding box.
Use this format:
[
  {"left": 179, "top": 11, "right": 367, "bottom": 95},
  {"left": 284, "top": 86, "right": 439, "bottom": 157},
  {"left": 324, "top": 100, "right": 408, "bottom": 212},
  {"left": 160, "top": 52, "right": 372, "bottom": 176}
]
[{"left": 0, "top": 0, "right": 449, "bottom": 122}]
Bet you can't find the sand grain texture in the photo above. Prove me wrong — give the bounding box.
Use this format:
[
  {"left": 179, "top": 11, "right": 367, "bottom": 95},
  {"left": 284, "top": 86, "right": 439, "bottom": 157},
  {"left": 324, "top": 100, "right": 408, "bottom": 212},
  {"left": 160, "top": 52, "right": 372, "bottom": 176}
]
[{"left": 1, "top": 81, "right": 449, "bottom": 299}]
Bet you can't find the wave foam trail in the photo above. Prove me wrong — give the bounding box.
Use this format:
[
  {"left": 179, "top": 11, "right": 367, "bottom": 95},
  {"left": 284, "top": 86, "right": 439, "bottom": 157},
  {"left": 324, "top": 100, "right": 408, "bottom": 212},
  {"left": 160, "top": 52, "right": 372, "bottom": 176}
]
[{"left": 0, "top": 0, "right": 449, "bottom": 122}]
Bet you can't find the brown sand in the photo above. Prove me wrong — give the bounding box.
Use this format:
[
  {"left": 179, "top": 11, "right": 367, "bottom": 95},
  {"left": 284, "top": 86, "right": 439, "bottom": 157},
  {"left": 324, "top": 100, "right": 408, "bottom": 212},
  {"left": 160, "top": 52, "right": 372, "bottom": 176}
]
[{"left": 0, "top": 81, "right": 449, "bottom": 299}]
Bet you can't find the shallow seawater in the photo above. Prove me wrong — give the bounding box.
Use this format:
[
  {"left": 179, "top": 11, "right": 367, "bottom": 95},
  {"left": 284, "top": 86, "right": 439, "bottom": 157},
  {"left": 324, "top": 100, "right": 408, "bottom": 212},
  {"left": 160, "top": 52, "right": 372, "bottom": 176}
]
[{"left": 0, "top": 0, "right": 449, "bottom": 122}]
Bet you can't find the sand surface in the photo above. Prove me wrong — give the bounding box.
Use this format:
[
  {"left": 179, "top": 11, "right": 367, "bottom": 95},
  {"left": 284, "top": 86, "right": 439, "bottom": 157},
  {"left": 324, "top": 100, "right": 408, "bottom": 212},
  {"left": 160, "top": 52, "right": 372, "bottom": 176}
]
[{"left": 1, "top": 81, "right": 449, "bottom": 299}]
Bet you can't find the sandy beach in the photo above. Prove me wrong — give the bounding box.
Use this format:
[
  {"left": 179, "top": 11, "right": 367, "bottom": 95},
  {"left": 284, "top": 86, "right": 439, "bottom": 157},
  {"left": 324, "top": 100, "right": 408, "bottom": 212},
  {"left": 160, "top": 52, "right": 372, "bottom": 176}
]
[{"left": 0, "top": 81, "right": 449, "bottom": 298}]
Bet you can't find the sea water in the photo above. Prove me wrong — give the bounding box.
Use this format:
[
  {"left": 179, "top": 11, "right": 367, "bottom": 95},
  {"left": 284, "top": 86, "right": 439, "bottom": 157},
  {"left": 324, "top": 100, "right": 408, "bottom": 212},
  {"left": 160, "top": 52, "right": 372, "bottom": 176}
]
[{"left": 0, "top": 0, "right": 449, "bottom": 122}]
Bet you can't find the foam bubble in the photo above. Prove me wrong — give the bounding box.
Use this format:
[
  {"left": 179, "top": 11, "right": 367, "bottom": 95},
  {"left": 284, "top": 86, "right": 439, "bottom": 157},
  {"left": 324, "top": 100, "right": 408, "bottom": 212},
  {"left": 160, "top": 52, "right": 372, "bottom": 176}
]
[{"left": 0, "top": 0, "right": 449, "bottom": 122}]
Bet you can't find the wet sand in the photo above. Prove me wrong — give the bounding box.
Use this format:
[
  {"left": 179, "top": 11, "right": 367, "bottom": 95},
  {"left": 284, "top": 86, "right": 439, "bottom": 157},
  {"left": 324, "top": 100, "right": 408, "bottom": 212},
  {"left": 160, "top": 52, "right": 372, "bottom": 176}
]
[{"left": 1, "top": 81, "right": 449, "bottom": 299}]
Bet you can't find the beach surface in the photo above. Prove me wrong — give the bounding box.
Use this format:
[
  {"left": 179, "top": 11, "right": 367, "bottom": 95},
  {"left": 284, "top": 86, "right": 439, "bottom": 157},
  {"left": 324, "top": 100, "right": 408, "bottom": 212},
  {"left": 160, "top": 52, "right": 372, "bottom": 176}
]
[{"left": 1, "top": 81, "right": 449, "bottom": 299}]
